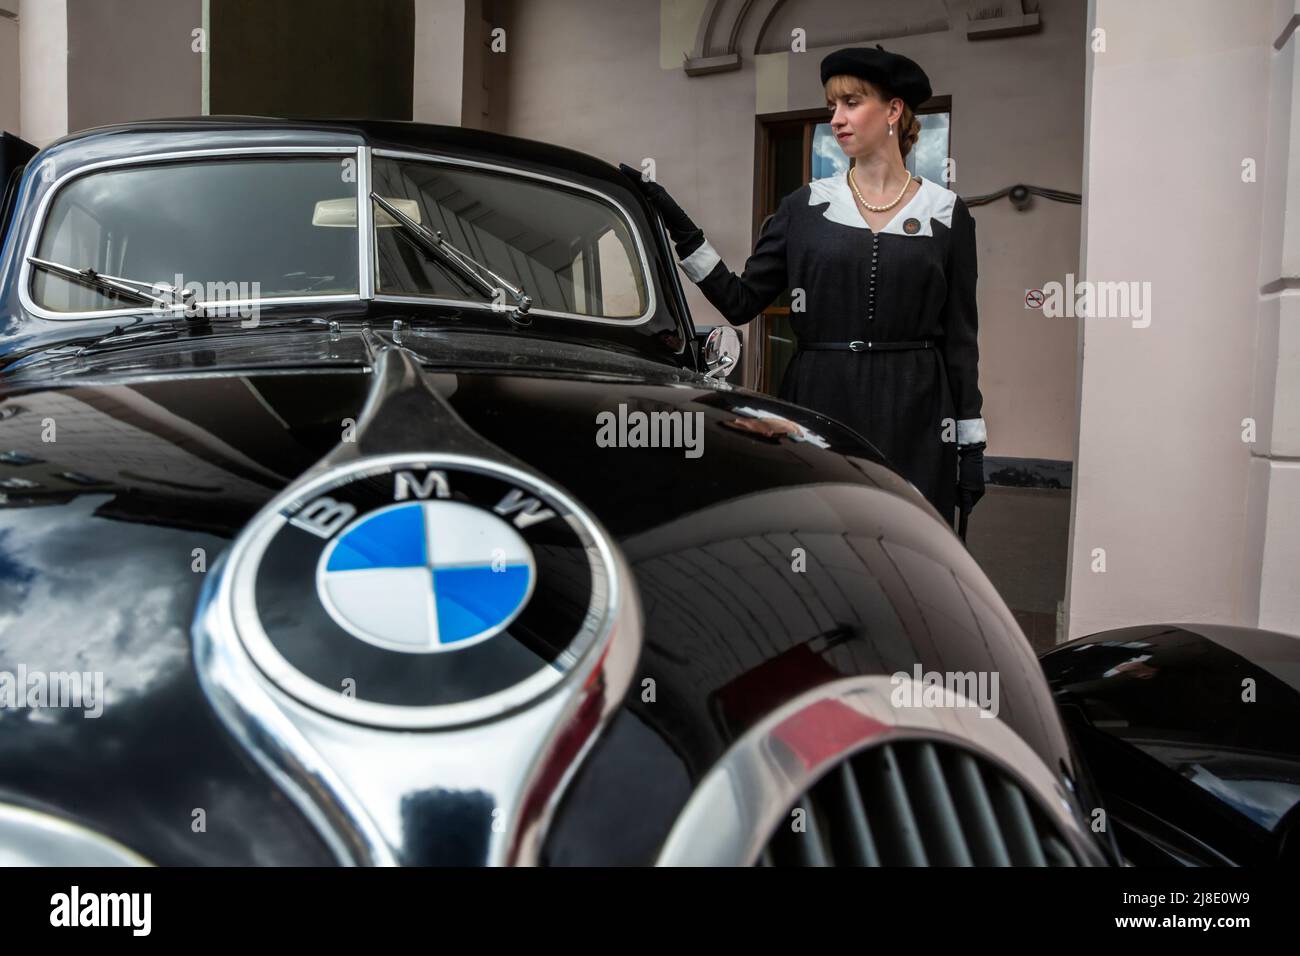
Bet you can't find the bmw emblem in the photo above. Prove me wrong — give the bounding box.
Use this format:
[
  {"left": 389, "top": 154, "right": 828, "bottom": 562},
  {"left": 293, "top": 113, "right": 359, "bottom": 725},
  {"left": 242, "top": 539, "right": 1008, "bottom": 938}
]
[
  {"left": 223, "top": 453, "right": 618, "bottom": 728},
  {"left": 317, "top": 499, "right": 536, "bottom": 654}
]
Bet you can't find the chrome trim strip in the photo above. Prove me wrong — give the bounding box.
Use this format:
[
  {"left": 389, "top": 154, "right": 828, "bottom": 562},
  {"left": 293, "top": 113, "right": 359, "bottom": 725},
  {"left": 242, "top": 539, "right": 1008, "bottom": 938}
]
[
  {"left": 18, "top": 146, "right": 363, "bottom": 322},
  {"left": 0, "top": 803, "right": 153, "bottom": 866},
  {"left": 656, "top": 675, "right": 1106, "bottom": 867},
  {"left": 193, "top": 570, "right": 394, "bottom": 866},
  {"left": 370, "top": 147, "right": 657, "bottom": 327},
  {"left": 1, "top": 367, "right": 371, "bottom": 388},
  {"left": 657, "top": 215, "right": 696, "bottom": 337}
]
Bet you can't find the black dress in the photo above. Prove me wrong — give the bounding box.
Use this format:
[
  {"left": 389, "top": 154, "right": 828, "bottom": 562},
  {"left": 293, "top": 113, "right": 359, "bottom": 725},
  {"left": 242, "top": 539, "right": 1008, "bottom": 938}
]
[{"left": 678, "top": 172, "right": 985, "bottom": 525}]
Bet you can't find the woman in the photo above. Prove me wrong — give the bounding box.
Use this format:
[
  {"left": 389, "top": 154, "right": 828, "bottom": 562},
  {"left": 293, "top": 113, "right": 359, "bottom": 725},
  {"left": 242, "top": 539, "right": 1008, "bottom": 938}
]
[{"left": 622, "top": 45, "right": 986, "bottom": 530}]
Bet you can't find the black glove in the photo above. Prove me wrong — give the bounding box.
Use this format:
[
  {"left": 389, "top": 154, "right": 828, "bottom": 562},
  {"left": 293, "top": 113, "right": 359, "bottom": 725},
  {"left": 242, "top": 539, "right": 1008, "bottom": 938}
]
[
  {"left": 618, "top": 162, "right": 705, "bottom": 257},
  {"left": 957, "top": 441, "right": 986, "bottom": 514}
]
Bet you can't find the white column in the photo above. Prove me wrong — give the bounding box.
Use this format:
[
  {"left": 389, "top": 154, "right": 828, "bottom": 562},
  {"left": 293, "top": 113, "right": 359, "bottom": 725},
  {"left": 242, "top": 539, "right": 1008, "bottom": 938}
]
[
  {"left": 1065, "top": 0, "right": 1276, "bottom": 638},
  {"left": 1242, "top": 0, "right": 1300, "bottom": 634},
  {"left": 412, "top": 0, "right": 468, "bottom": 126},
  {"left": 17, "top": 0, "right": 66, "bottom": 147}
]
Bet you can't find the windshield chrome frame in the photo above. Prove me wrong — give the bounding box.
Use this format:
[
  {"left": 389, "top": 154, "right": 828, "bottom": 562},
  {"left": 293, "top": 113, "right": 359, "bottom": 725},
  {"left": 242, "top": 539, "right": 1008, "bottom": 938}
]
[
  {"left": 19, "top": 145, "right": 367, "bottom": 322},
  {"left": 20, "top": 143, "right": 658, "bottom": 329},
  {"left": 370, "top": 147, "right": 656, "bottom": 327}
]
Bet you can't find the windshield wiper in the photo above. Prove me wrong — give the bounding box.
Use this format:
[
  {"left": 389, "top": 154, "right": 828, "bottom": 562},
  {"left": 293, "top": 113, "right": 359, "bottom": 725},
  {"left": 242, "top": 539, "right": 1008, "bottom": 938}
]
[
  {"left": 370, "top": 192, "right": 533, "bottom": 326},
  {"left": 26, "top": 256, "right": 197, "bottom": 311}
]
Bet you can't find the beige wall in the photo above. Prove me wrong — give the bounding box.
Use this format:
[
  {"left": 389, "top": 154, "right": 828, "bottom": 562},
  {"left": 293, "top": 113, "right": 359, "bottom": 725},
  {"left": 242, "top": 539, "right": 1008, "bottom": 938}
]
[
  {"left": 413, "top": 0, "right": 470, "bottom": 125},
  {"left": 1065, "top": 0, "right": 1282, "bottom": 637},
  {"left": 414, "top": 0, "right": 496, "bottom": 128},
  {"left": 66, "top": 0, "right": 202, "bottom": 132},
  {"left": 497, "top": 0, "right": 1087, "bottom": 462},
  {"left": 0, "top": 4, "right": 18, "bottom": 136}
]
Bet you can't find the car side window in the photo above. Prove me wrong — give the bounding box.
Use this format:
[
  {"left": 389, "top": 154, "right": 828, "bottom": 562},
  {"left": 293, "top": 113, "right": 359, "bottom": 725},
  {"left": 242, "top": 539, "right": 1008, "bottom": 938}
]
[{"left": 371, "top": 156, "right": 647, "bottom": 319}]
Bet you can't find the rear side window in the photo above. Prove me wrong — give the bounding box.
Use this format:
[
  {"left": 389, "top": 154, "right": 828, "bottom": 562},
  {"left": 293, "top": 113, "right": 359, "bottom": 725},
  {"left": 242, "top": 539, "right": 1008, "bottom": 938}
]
[{"left": 371, "top": 156, "right": 647, "bottom": 319}]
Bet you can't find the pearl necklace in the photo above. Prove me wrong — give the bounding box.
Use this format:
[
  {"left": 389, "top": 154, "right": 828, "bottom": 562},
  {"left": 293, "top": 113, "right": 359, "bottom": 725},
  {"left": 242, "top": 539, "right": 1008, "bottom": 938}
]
[{"left": 849, "top": 166, "right": 916, "bottom": 213}]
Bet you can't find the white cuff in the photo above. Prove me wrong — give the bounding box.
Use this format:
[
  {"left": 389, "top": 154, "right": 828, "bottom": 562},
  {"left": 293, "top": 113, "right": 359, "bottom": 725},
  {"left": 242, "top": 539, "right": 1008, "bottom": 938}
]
[
  {"left": 679, "top": 239, "right": 721, "bottom": 283},
  {"left": 957, "top": 418, "right": 987, "bottom": 445}
]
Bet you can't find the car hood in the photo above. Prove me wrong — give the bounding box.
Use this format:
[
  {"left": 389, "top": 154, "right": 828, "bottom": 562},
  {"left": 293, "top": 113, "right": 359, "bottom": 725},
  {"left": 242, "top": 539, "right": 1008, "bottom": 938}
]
[{"left": 0, "top": 330, "right": 1092, "bottom": 865}]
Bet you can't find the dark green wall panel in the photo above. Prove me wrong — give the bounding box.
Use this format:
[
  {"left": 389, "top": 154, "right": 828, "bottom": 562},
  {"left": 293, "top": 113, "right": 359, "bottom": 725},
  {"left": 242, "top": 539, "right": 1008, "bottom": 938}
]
[{"left": 211, "top": 0, "right": 414, "bottom": 120}]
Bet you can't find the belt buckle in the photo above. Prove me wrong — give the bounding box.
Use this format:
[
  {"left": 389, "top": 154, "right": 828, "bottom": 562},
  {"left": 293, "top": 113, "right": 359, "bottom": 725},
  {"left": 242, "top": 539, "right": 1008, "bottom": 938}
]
[{"left": 849, "top": 340, "right": 867, "bottom": 352}]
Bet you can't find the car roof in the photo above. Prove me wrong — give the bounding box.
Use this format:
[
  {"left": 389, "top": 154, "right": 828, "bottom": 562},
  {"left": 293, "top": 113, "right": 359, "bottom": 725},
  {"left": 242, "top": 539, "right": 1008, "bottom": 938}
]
[
  {"left": 0, "top": 116, "right": 684, "bottom": 373},
  {"left": 35, "top": 116, "right": 631, "bottom": 192}
]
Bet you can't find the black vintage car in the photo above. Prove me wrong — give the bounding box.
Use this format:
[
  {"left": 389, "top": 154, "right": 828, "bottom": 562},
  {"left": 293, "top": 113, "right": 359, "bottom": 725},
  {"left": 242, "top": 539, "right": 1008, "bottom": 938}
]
[{"left": 0, "top": 119, "right": 1293, "bottom": 867}]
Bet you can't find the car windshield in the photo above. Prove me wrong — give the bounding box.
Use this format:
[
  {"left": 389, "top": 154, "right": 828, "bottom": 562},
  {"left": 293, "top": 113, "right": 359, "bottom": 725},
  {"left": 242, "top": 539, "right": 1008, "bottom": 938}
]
[
  {"left": 31, "top": 156, "right": 360, "bottom": 314},
  {"left": 371, "top": 156, "right": 647, "bottom": 319}
]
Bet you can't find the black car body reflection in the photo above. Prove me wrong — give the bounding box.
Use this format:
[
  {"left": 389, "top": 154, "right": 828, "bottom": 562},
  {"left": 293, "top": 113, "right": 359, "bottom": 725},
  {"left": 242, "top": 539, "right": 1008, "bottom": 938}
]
[{"left": 1042, "top": 623, "right": 1300, "bottom": 866}]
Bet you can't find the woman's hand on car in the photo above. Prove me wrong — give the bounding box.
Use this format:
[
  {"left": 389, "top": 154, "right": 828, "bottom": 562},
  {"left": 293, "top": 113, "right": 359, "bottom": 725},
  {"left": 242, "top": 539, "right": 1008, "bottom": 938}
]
[{"left": 618, "top": 163, "right": 705, "bottom": 256}]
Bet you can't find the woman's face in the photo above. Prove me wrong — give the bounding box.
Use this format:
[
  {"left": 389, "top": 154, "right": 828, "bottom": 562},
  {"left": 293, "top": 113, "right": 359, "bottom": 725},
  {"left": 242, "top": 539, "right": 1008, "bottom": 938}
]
[{"left": 825, "top": 80, "right": 899, "bottom": 161}]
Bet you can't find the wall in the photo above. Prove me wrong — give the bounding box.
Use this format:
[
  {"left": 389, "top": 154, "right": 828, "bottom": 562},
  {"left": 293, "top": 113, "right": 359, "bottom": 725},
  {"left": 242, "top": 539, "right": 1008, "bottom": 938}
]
[
  {"left": 67, "top": 0, "right": 202, "bottom": 132},
  {"left": 498, "top": 0, "right": 1088, "bottom": 462},
  {"left": 0, "top": 3, "right": 18, "bottom": 136},
  {"left": 413, "top": 0, "right": 468, "bottom": 125},
  {"left": 413, "top": 0, "right": 496, "bottom": 129},
  {"left": 209, "top": 0, "right": 413, "bottom": 120}
]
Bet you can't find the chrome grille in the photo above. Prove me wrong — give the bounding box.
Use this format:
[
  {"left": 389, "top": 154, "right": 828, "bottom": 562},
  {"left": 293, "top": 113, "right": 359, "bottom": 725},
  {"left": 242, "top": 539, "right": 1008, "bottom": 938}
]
[{"left": 759, "top": 739, "right": 1079, "bottom": 866}]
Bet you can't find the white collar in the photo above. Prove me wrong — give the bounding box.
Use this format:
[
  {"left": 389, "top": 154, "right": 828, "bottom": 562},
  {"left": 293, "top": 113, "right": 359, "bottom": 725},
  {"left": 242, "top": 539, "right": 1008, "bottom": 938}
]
[{"left": 808, "top": 173, "right": 957, "bottom": 237}]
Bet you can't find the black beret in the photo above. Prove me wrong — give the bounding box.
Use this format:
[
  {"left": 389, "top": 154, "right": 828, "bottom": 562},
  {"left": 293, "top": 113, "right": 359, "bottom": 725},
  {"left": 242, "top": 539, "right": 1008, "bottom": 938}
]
[{"left": 820, "top": 45, "right": 932, "bottom": 110}]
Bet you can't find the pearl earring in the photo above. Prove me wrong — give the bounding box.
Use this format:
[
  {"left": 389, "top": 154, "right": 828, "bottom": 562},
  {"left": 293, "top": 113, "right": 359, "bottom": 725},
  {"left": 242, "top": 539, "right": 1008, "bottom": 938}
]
[{"left": 888, "top": 123, "right": 894, "bottom": 136}]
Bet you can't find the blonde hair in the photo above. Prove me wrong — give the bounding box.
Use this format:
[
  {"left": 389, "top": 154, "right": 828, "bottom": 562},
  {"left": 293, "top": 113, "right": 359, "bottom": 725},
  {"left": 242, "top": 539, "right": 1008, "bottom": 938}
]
[{"left": 824, "top": 74, "right": 921, "bottom": 161}]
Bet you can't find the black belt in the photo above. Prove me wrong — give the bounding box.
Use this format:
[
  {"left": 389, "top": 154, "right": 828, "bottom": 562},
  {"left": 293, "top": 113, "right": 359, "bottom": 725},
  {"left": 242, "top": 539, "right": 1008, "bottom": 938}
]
[{"left": 799, "top": 339, "right": 934, "bottom": 352}]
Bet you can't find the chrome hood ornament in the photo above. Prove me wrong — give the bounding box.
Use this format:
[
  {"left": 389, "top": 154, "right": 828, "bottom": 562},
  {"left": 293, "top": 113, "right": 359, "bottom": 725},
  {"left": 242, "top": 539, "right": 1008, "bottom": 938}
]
[{"left": 193, "top": 331, "right": 642, "bottom": 865}]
